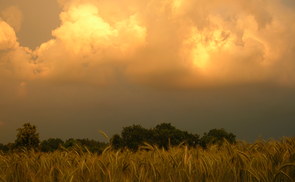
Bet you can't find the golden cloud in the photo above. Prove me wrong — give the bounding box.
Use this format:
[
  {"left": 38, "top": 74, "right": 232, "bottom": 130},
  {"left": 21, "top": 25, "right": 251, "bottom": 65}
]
[
  {"left": 0, "top": 0, "right": 295, "bottom": 91},
  {"left": 0, "top": 20, "right": 18, "bottom": 50},
  {"left": 0, "top": 6, "right": 23, "bottom": 32}
]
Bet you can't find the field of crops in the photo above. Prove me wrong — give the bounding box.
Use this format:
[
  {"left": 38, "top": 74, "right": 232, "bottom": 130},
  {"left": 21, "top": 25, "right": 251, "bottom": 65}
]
[{"left": 0, "top": 137, "right": 294, "bottom": 182}]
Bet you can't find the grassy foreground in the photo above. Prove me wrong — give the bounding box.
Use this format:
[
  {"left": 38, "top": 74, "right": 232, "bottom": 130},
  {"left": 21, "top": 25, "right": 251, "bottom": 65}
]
[{"left": 0, "top": 138, "right": 294, "bottom": 182}]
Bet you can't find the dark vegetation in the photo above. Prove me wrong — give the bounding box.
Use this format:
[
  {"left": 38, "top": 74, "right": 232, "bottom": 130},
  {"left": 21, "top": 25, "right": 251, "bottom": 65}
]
[{"left": 0, "top": 122, "right": 236, "bottom": 153}]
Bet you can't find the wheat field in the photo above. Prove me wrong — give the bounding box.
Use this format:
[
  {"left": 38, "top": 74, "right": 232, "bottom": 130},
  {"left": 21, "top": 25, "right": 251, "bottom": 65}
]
[{"left": 0, "top": 137, "right": 294, "bottom": 182}]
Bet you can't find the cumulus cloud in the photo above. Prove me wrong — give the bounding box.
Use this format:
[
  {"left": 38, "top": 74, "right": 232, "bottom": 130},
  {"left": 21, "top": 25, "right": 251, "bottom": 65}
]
[
  {"left": 0, "top": 20, "right": 18, "bottom": 50},
  {"left": 32, "top": 2, "right": 146, "bottom": 85},
  {"left": 1, "top": 0, "right": 295, "bottom": 91},
  {"left": 124, "top": 0, "right": 295, "bottom": 87},
  {"left": 0, "top": 19, "right": 34, "bottom": 93},
  {"left": 0, "top": 6, "right": 23, "bottom": 32}
]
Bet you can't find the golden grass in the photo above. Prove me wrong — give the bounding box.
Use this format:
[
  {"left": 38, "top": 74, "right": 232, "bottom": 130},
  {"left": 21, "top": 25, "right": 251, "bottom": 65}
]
[{"left": 0, "top": 137, "right": 294, "bottom": 182}]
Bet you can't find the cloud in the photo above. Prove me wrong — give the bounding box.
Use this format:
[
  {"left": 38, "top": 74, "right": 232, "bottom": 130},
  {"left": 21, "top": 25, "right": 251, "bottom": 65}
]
[
  {"left": 125, "top": 0, "right": 295, "bottom": 88},
  {"left": 0, "top": 6, "right": 23, "bottom": 32},
  {"left": 33, "top": 2, "right": 146, "bottom": 85},
  {"left": 0, "top": 19, "right": 35, "bottom": 94},
  {"left": 0, "top": 20, "right": 18, "bottom": 50},
  {"left": 1, "top": 0, "right": 295, "bottom": 92}
]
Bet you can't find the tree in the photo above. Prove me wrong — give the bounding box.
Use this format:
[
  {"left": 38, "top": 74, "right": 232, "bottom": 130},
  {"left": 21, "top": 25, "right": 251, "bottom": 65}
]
[
  {"left": 0, "top": 143, "right": 9, "bottom": 152},
  {"left": 75, "top": 138, "right": 107, "bottom": 153},
  {"left": 63, "top": 138, "right": 78, "bottom": 148},
  {"left": 15, "top": 123, "right": 40, "bottom": 150},
  {"left": 111, "top": 134, "right": 124, "bottom": 150},
  {"left": 183, "top": 133, "right": 200, "bottom": 147},
  {"left": 152, "top": 123, "right": 199, "bottom": 149},
  {"left": 41, "top": 138, "right": 64, "bottom": 152},
  {"left": 152, "top": 123, "right": 181, "bottom": 149},
  {"left": 121, "top": 125, "right": 152, "bottom": 151},
  {"left": 62, "top": 138, "right": 106, "bottom": 153},
  {"left": 111, "top": 123, "right": 200, "bottom": 151},
  {"left": 200, "top": 128, "right": 236, "bottom": 148}
]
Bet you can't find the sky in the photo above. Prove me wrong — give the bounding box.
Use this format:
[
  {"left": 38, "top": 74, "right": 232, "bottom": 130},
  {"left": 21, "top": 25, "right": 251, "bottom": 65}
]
[{"left": 0, "top": 0, "right": 294, "bottom": 143}]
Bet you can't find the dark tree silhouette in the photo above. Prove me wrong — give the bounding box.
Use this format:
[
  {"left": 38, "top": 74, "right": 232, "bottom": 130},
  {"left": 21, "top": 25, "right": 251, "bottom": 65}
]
[
  {"left": 152, "top": 123, "right": 199, "bottom": 149},
  {"left": 15, "top": 123, "right": 40, "bottom": 150},
  {"left": 60, "top": 138, "right": 106, "bottom": 153},
  {"left": 63, "top": 138, "right": 78, "bottom": 148},
  {"left": 75, "top": 138, "right": 107, "bottom": 153},
  {"left": 111, "top": 123, "right": 200, "bottom": 150},
  {"left": 0, "top": 143, "right": 9, "bottom": 152},
  {"left": 41, "top": 138, "right": 64, "bottom": 152},
  {"left": 121, "top": 125, "right": 152, "bottom": 151},
  {"left": 200, "top": 128, "right": 236, "bottom": 148},
  {"left": 111, "top": 134, "right": 124, "bottom": 150}
]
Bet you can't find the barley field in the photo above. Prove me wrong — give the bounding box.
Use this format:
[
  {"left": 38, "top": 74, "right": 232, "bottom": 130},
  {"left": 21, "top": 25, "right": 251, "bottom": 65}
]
[{"left": 0, "top": 137, "right": 294, "bottom": 182}]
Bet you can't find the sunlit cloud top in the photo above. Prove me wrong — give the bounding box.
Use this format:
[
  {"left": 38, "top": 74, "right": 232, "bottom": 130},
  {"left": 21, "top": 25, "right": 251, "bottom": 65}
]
[{"left": 1, "top": 0, "right": 295, "bottom": 90}]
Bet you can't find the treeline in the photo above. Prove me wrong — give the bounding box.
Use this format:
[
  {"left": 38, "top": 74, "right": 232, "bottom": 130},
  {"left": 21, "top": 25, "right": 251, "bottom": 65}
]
[
  {"left": 0, "top": 123, "right": 107, "bottom": 153},
  {"left": 0, "top": 122, "right": 236, "bottom": 153},
  {"left": 110, "top": 123, "right": 236, "bottom": 150}
]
